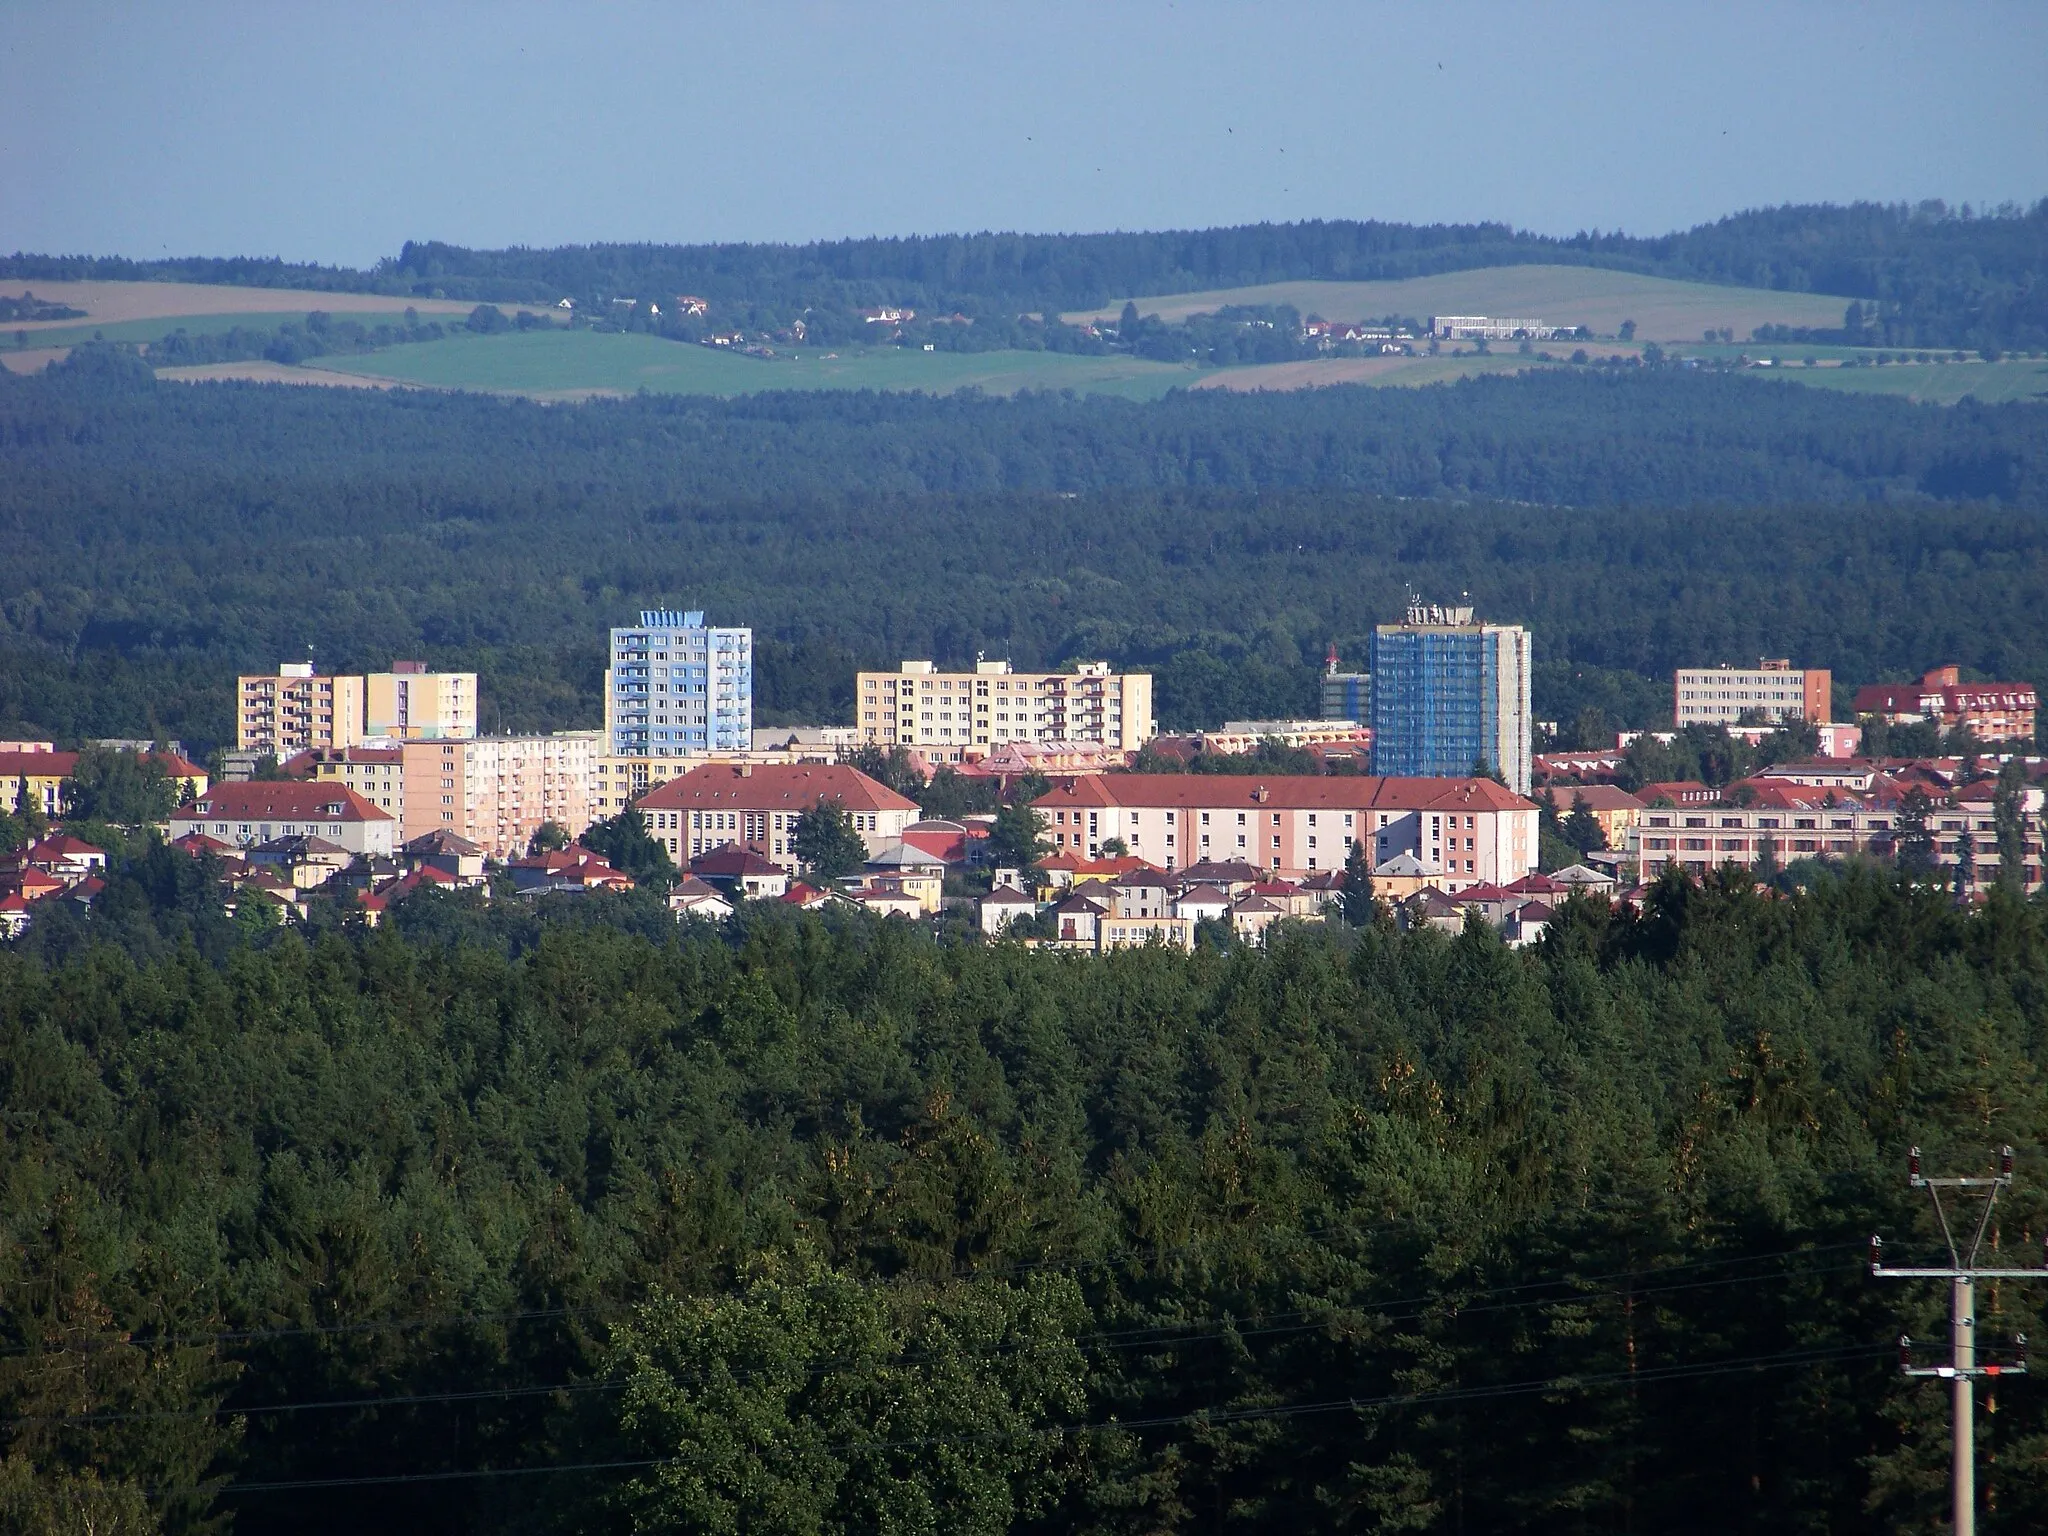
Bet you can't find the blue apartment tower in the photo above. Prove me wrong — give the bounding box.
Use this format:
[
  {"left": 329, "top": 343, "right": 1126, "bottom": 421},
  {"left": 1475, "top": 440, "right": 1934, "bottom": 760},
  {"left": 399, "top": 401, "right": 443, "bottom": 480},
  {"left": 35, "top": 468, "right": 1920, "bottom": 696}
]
[
  {"left": 1368, "top": 601, "right": 1532, "bottom": 794},
  {"left": 606, "top": 610, "right": 753, "bottom": 758}
]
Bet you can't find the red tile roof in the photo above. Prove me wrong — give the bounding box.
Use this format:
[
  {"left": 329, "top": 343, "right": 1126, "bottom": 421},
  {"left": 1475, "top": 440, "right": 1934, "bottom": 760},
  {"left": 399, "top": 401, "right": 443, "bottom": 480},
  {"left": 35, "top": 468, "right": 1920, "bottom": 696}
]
[
  {"left": 28, "top": 835, "right": 106, "bottom": 861},
  {"left": 1033, "top": 774, "right": 1533, "bottom": 813},
  {"left": 1539, "top": 784, "right": 1645, "bottom": 812},
  {"left": 0, "top": 750, "right": 78, "bottom": 778},
  {"left": 638, "top": 763, "right": 918, "bottom": 815},
  {"left": 177, "top": 783, "right": 391, "bottom": 822},
  {"left": 690, "top": 843, "right": 785, "bottom": 878}
]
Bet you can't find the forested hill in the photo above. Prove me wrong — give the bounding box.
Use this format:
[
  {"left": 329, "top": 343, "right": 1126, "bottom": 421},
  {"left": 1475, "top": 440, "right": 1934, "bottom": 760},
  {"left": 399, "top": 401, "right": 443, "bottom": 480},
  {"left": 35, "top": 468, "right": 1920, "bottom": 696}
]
[
  {"left": 4, "top": 347, "right": 2048, "bottom": 753},
  {"left": 8, "top": 199, "right": 2046, "bottom": 348},
  {"left": 10, "top": 861, "right": 2048, "bottom": 1532}
]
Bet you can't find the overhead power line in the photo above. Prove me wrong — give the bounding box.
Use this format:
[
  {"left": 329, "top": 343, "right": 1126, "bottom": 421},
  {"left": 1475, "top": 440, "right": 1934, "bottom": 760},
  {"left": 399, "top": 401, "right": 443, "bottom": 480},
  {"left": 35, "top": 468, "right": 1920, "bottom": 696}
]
[
  {"left": 12, "top": 1248, "right": 1861, "bottom": 1428},
  {"left": 153, "top": 1339, "right": 1891, "bottom": 1500}
]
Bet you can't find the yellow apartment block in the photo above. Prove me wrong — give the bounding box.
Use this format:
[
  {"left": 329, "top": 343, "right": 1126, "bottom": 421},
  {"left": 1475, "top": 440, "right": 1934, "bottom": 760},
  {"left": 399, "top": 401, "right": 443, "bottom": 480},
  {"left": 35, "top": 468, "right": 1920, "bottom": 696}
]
[{"left": 856, "top": 659, "right": 1154, "bottom": 764}]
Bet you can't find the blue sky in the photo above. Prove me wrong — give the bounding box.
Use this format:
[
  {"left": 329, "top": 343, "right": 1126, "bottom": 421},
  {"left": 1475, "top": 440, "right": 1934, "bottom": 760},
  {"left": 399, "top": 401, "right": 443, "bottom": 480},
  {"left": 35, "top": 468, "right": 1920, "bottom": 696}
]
[{"left": 4, "top": 0, "right": 2043, "bottom": 267}]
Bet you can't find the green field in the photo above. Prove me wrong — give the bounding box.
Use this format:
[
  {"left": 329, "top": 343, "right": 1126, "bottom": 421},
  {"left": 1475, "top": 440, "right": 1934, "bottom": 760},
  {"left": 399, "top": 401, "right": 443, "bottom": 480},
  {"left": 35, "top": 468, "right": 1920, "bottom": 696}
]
[
  {"left": 1755, "top": 356, "right": 2048, "bottom": 405},
  {"left": 1067, "top": 264, "right": 1851, "bottom": 343},
  {"left": 5, "top": 310, "right": 439, "bottom": 349},
  {"left": 311, "top": 330, "right": 1202, "bottom": 399}
]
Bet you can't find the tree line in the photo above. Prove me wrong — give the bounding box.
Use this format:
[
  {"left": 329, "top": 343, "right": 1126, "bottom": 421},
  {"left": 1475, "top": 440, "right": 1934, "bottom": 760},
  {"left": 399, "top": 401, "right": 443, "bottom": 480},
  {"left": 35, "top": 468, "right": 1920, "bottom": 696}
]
[
  {"left": 9, "top": 845, "right": 2048, "bottom": 1531},
  {"left": 8, "top": 198, "right": 2046, "bottom": 348}
]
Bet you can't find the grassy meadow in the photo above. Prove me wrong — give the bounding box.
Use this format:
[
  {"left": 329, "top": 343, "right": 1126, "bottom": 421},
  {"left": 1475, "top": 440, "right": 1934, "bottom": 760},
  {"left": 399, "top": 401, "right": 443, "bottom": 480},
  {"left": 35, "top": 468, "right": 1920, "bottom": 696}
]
[
  {"left": 310, "top": 329, "right": 1201, "bottom": 399},
  {"left": 1066, "top": 263, "right": 1852, "bottom": 342}
]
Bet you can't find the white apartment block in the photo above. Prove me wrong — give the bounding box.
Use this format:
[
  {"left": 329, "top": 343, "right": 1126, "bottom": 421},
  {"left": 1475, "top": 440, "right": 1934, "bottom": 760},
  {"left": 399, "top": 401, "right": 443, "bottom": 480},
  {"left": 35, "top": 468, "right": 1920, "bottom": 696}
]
[
  {"left": 1674, "top": 660, "right": 1831, "bottom": 727},
  {"left": 607, "top": 610, "right": 753, "bottom": 758},
  {"left": 857, "top": 659, "right": 1154, "bottom": 764}
]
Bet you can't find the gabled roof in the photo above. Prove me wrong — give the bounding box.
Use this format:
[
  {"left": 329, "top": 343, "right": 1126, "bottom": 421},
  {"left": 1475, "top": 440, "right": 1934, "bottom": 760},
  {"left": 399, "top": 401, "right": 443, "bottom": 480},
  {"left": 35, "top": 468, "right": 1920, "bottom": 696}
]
[
  {"left": 1456, "top": 882, "right": 1517, "bottom": 902},
  {"left": 690, "top": 842, "right": 785, "bottom": 878},
  {"left": 865, "top": 841, "right": 947, "bottom": 869},
  {"left": 639, "top": 763, "right": 918, "bottom": 815},
  {"left": 28, "top": 835, "right": 105, "bottom": 861},
  {"left": 1371, "top": 853, "right": 1429, "bottom": 877},
  {"left": 405, "top": 828, "right": 485, "bottom": 857},
  {"left": 1051, "top": 891, "right": 1110, "bottom": 915},
  {"left": 1539, "top": 783, "right": 1645, "bottom": 811},
  {"left": 0, "top": 750, "right": 78, "bottom": 778},
  {"left": 671, "top": 874, "right": 733, "bottom": 906},
  {"left": 981, "top": 886, "right": 1036, "bottom": 906},
  {"left": 252, "top": 834, "right": 348, "bottom": 857},
  {"left": 177, "top": 782, "right": 391, "bottom": 823},
  {"left": 170, "top": 832, "right": 235, "bottom": 856},
  {"left": 1175, "top": 884, "right": 1232, "bottom": 906},
  {"left": 1638, "top": 780, "right": 1715, "bottom": 805},
  {"left": 1112, "top": 868, "right": 1173, "bottom": 890},
  {"left": 1176, "top": 859, "right": 1268, "bottom": 885},
  {"left": 1232, "top": 894, "right": 1285, "bottom": 914}
]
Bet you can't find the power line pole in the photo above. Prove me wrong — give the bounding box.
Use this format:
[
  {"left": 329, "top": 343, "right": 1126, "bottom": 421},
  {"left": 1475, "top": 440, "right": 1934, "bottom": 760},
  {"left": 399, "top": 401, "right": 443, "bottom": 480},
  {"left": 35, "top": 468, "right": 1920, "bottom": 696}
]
[{"left": 1872, "top": 1145, "right": 2047, "bottom": 1536}]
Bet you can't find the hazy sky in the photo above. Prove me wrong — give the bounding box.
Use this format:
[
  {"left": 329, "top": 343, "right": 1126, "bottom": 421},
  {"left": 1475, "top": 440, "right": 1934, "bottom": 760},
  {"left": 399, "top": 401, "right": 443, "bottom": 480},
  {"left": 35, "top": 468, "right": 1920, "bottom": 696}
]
[{"left": 4, "top": 1, "right": 2043, "bottom": 268}]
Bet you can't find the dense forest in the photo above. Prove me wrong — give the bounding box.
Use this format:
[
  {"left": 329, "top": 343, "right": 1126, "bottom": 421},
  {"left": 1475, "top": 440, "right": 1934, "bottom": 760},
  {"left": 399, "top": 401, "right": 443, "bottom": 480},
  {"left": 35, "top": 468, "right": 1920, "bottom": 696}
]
[
  {"left": 8, "top": 199, "right": 2046, "bottom": 349},
  {"left": 4, "top": 347, "right": 2047, "bottom": 753},
  {"left": 7, "top": 854, "right": 2048, "bottom": 1533}
]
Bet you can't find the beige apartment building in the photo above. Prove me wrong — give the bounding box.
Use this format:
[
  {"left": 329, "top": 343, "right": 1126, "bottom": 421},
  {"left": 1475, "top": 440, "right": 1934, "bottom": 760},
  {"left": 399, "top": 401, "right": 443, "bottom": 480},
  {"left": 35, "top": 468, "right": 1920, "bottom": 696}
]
[
  {"left": 856, "top": 660, "right": 1154, "bottom": 764},
  {"left": 239, "top": 661, "right": 477, "bottom": 753},
  {"left": 344, "top": 737, "right": 598, "bottom": 868},
  {"left": 1674, "top": 660, "right": 1830, "bottom": 727},
  {"left": 366, "top": 662, "right": 478, "bottom": 739},
  {"left": 236, "top": 664, "right": 367, "bottom": 755}
]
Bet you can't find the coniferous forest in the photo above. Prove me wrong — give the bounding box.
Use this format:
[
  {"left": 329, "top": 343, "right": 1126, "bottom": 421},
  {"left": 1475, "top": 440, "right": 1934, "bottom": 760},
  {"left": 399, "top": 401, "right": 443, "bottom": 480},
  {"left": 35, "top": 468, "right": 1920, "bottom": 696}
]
[
  {"left": 7, "top": 858, "right": 2048, "bottom": 1533},
  {"left": 3, "top": 345, "right": 2047, "bottom": 753}
]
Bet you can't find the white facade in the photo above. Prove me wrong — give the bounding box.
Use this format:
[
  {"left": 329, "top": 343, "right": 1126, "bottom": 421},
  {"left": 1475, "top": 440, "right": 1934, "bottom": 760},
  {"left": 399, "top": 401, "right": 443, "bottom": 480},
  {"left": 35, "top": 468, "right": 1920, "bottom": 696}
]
[{"left": 607, "top": 610, "right": 753, "bottom": 758}]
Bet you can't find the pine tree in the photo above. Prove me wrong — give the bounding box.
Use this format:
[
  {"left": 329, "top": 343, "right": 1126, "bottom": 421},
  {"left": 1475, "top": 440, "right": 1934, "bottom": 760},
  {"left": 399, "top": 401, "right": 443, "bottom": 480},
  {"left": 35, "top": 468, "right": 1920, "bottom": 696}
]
[
  {"left": 1565, "top": 793, "right": 1606, "bottom": 854},
  {"left": 1894, "top": 786, "right": 1937, "bottom": 876},
  {"left": 792, "top": 796, "right": 868, "bottom": 882},
  {"left": 1993, "top": 756, "right": 2028, "bottom": 894},
  {"left": 1341, "top": 839, "right": 1377, "bottom": 925}
]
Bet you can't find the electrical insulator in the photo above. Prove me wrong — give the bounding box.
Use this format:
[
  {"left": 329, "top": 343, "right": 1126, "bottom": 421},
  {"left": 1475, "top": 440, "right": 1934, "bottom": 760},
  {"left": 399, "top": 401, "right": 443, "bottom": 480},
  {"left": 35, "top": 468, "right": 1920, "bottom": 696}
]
[
  {"left": 1899, "top": 1335, "right": 1913, "bottom": 1368},
  {"left": 2002, "top": 1145, "right": 2015, "bottom": 1176},
  {"left": 1909, "top": 1146, "right": 1922, "bottom": 1179},
  {"left": 2019, "top": 1333, "right": 2030, "bottom": 1369},
  {"left": 1871, "top": 1234, "right": 1884, "bottom": 1270}
]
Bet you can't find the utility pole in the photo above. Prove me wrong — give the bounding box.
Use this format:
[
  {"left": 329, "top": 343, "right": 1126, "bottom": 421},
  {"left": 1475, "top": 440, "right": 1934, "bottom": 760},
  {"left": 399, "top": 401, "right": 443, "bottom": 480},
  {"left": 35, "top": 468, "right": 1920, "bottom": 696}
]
[{"left": 1873, "top": 1145, "right": 2047, "bottom": 1536}]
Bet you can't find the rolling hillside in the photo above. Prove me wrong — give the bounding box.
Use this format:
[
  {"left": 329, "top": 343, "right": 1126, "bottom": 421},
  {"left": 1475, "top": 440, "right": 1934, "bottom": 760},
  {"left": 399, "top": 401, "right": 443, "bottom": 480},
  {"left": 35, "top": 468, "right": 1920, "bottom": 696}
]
[{"left": 1068, "top": 264, "right": 1850, "bottom": 341}]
